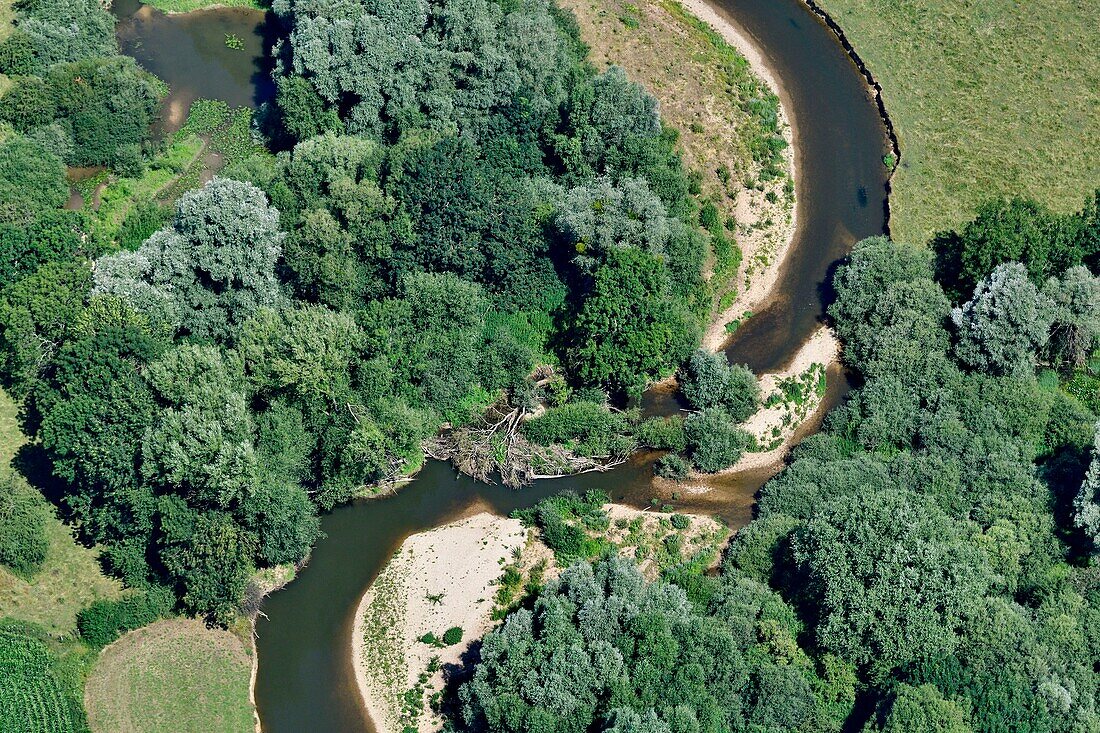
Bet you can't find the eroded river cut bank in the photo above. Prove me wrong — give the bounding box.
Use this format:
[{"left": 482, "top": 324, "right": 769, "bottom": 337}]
[{"left": 248, "top": 0, "right": 891, "bottom": 731}]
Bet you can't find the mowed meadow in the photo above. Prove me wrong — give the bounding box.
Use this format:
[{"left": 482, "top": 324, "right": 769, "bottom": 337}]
[{"left": 816, "top": 0, "right": 1100, "bottom": 244}]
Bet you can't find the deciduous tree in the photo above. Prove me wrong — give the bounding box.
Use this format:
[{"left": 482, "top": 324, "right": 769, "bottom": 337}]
[
  {"left": 951, "top": 263, "right": 1053, "bottom": 376},
  {"left": 94, "top": 179, "right": 284, "bottom": 343}
]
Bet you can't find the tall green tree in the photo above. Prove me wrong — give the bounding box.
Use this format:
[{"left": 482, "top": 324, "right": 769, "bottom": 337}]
[
  {"left": 1073, "top": 422, "right": 1100, "bottom": 547},
  {"left": 863, "top": 685, "right": 973, "bottom": 733},
  {"left": 792, "top": 488, "right": 990, "bottom": 678},
  {"left": 275, "top": 0, "right": 571, "bottom": 140},
  {"left": 1043, "top": 266, "right": 1100, "bottom": 369},
  {"left": 9, "top": 0, "right": 118, "bottom": 72},
  {"left": 0, "top": 136, "right": 67, "bottom": 220},
  {"left": 566, "top": 248, "right": 697, "bottom": 395},
  {"left": 94, "top": 178, "right": 284, "bottom": 343},
  {"left": 951, "top": 263, "right": 1053, "bottom": 376},
  {"left": 678, "top": 349, "right": 759, "bottom": 420}
]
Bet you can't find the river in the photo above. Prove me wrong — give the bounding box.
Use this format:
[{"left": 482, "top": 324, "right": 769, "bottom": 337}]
[{"left": 111, "top": 0, "right": 889, "bottom": 729}]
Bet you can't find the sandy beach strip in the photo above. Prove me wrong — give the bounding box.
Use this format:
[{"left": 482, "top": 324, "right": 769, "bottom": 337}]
[
  {"left": 351, "top": 513, "right": 528, "bottom": 733},
  {"left": 711, "top": 325, "right": 839, "bottom": 475},
  {"left": 681, "top": 0, "right": 801, "bottom": 353}
]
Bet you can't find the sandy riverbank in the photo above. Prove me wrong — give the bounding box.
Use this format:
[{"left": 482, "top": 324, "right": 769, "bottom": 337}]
[
  {"left": 683, "top": 0, "right": 801, "bottom": 353},
  {"left": 712, "top": 325, "right": 838, "bottom": 474},
  {"left": 351, "top": 505, "right": 731, "bottom": 733},
  {"left": 351, "top": 513, "right": 529, "bottom": 733}
]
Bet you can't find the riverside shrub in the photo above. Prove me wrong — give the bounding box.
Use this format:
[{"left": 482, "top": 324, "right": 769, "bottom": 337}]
[
  {"left": 635, "top": 415, "right": 687, "bottom": 451},
  {"left": 684, "top": 408, "right": 751, "bottom": 472},
  {"left": 77, "top": 587, "right": 174, "bottom": 647},
  {"left": 654, "top": 453, "right": 690, "bottom": 480},
  {"left": 0, "top": 477, "right": 49, "bottom": 577},
  {"left": 522, "top": 401, "right": 632, "bottom": 457},
  {"left": 679, "top": 349, "right": 761, "bottom": 420}
]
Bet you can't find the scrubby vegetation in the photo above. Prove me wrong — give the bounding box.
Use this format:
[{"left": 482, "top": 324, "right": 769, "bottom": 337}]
[
  {"left": 76, "top": 589, "right": 174, "bottom": 648},
  {"left": 514, "top": 491, "right": 729, "bottom": 578},
  {"left": 0, "top": 475, "right": 48, "bottom": 575},
  {"left": 451, "top": 195, "right": 1100, "bottom": 731}
]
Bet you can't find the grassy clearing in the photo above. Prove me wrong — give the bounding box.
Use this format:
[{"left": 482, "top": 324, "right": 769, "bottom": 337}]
[
  {"left": 0, "top": 519, "right": 125, "bottom": 636},
  {"left": 90, "top": 136, "right": 204, "bottom": 238},
  {"left": 87, "top": 101, "right": 266, "bottom": 243},
  {"left": 0, "top": 0, "right": 12, "bottom": 40},
  {"left": 0, "top": 388, "right": 23, "bottom": 471},
  {"left": 84, "top": 619, "right": 254, "bottom": 733},
  {"left": 557, "top": 0, "right": 794, "bottom": 306},
  {"left": 816, "top": 0, "right": 1100, "bottom": 244},
  {"left": 0, "top": 391, "right": 125, "bottom": 636}
]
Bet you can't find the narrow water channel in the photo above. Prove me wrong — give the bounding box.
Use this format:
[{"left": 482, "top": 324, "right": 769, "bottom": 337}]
[
  {"left": 105, "top": 0, "right": 889, "bottom": 727},
  {"left": 717, "top": 0, "right": 889, "bottom": 373},
  {"left": 248, "top": 0, "right": 890, "bottom": 731}
]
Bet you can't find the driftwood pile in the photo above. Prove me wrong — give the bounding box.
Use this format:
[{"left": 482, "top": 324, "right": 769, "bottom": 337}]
[{"left": 425, "top": 400, "right": 626, "bottom": 487}]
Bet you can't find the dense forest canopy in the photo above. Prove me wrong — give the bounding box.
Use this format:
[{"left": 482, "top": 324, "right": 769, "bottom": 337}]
[
  {"left": 0, "top": 0, "right": 1097, "bottom": 730},
  {"left": 457, "top": 195, "right": 1100, "bottom": 732},
  {"left": 0, "top": 0, "right": 161, "bottom": 170},
  {"left": 0, "top": 0, "right": 717, "bottom": 623}
]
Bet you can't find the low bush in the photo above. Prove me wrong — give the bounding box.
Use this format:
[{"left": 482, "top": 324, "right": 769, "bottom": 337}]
[
  {"left": 685, "top": 408, "right": 751, "bottom": 472},
  {"left": 523, "top": 401, "right": 632, "bottom": 456},
  {"left": 77, "top": 587, "right": 174, "bottom": 647},
  {"left": 536, "top": 505, "right": 590, "bottom": 560},
  {"left": 654, "top": 453, "right": 690, "bottom": 480},
  {"left": 0, "top": 477, "right": 49, "bottom": 577},
  {"left": 443, "top": 626, "right": 463, "bottom": 646},
  {"left": 635, "top": 416, "right": 687, "bottom": 451},
  {"left": 117, "top": 200, "right": 171, "bottom": 251},
  {"left": 516, "top": 491, "right": 611, "bottom": 563}
]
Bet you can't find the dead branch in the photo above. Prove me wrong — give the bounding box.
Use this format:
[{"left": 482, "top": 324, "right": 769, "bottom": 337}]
[{"left": 426, "top": 396, "right": 625, "bottom": 487}]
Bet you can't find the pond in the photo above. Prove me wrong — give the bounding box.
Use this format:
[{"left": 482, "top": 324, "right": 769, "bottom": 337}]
[{"left": 112, "top": 0, "right": 275, "bottom": 132}]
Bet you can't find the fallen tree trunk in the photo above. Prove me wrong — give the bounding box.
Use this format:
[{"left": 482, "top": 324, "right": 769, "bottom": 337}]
[{"left": 426, "top": 401, "right": 629, "bottom": 487}]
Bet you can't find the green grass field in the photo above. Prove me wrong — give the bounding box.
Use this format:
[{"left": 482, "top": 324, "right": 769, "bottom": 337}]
[
  {"left": 0, "top": 391, "right": 125, "bottom": 636},
  {"left": 817, "top": 0, "right": 1099, "bottom": 244},
  {"left": 84, "top": 619, "right": 254, "bottom": 733}
]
